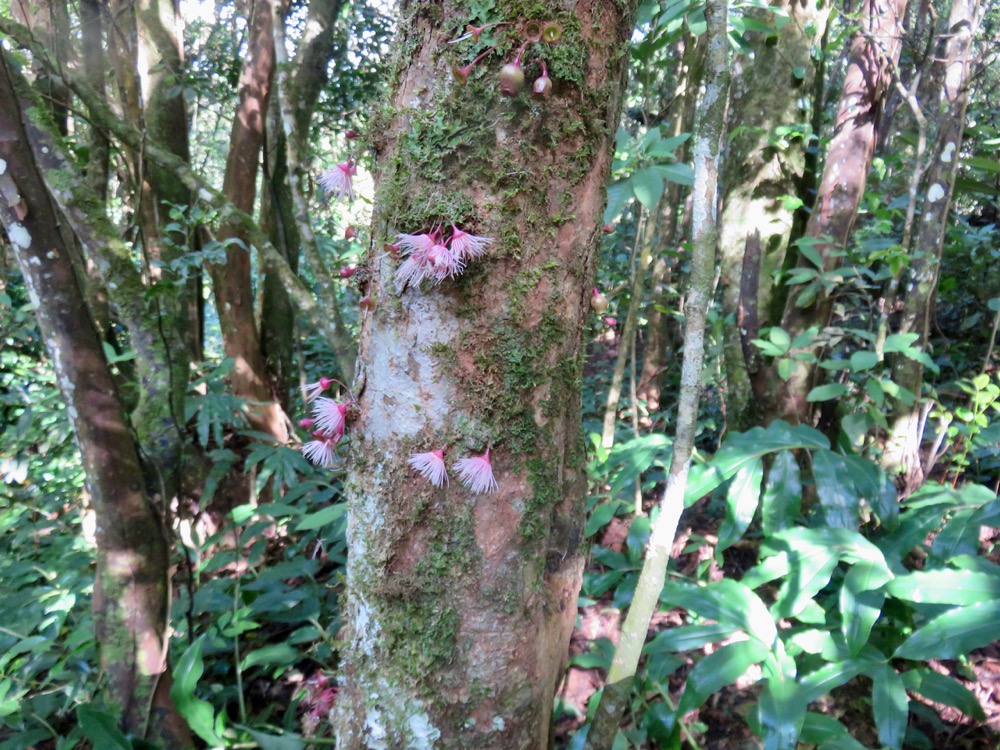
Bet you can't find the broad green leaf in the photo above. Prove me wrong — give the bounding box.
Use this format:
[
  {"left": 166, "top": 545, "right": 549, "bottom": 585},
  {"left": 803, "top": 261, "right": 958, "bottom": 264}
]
[
  {"left": 930, "top": 508, "right": 980, "bottom": 561},
  {"left": 759, "top": 653, "right": 805, "bottom": 750},
  {"left": 870, "top": 663, "right": 907, "bottom": 750},
  {"left": 652, "top": 163, "right": 694, "bottom": 186},
  {"left": 242, "top": 727, "right": 306, "bottom": 750},
  {"left": 632, "top": 166, "right": 665, "bottom": 208},
  {"left": 848, "top": 351, "right": 879, "bottom": 371},
  {"left": 761, "top": 451, "right": 801, "bottom": 535},
  {"left": 799, "top": 712, "right": 852, "bottom": 744},
  {"left": 807, "top": 383, "right": 848, "bottom": 402},
  {"left": 841, "top": 560, "right": 889, "bottom": 656},
  {"left": 604, "top": 179, "right": 633, "bottom": 222},
  {"left": 901, "top": 668, "right": 985, "bottom": 720},
  {"left": 677, "top": 639, "right": 770, "bottom": 714},
  {"left": 76, "top": 706, "right": 133, "bottom": 750},
  {"left": 643, "top": 623, "right": 738, "bottom": 654},
  {"left": 894, "top": 600, "right": 1000, "bottom": 660},
  {"left": 718, "top": 457, "right": 764, "bottom": 552},
  {"left": 241, "top": 643, "right": 299, "bottom": 671},
  {"left": 295, "top": 503, "right": 347, "bottom": 531},
  {"left": 171, "top": 636, "right": 226, "bottom": 746},
  {"left": 886, "top": 569, "right": 1000, "bottom": 605},
  {"left": 883, "top": 332, "right": 920, "bottom": 353},
  {"left": 684, "top": 421, "right": 828, "bottom": 505},
  {"left": 585, "top": 500, "right": 627, "bottom": 537},
  {"left": 642, "top": 702, "right": 679, "bottom": 748},
  {"left": 812, "top": 450, "right": 859, "bottom": 530},
  {"left": 800, "top": 660, "right": 869, "bottom": 704},
  {"left": 661, "top": 579, "right": 777, "bottom": 646}
]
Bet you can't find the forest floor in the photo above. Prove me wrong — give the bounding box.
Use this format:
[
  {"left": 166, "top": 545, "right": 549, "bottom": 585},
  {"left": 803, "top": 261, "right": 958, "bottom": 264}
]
[{"left": 553, "top": 502, "right": 1000, "bottom": 750}]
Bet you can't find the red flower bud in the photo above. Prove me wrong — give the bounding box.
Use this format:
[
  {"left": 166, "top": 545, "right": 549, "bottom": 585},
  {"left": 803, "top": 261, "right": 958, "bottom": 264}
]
[
  {"left": 339, "top": 266, "right": 358, "bottom": 279},
  {"left": 500, "top": 63, "right": 525, "bottom": 97},
  {"left": 591, "top": 288, "right": 609, "bottom": 313},
  {"left": 345, "top": 226, "right": 358, "bottom": 240}
]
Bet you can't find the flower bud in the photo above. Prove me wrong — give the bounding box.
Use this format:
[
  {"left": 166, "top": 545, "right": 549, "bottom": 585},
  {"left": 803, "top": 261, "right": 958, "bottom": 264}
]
[
  {"left": 344, "top": 226, "right": 358, "bottom": 240},
  {"left": 359, "top": 295, "right": 376, "bottom": 311},
  {"left": 345, "top": 129, "right": 362, "bottom": 139},
  {"left": 499, "top": 63, "right": 525, "bottom": 97},
  {"left": 299, "top": 417, "right": 316, "bottom": 429},
  {"left": 602, "top": 223, "right": 615, "bottom": 234},
  {"left": 339, "top": 266, "right": 358, "bottom": 279},
  {"left": 533, "top": 76, "right": 552, "bottom": 98},
  {"left": 604, "top": 317, "right": 617, "bottom": 327},
  {"left": 591, "top": 288, "right": 609, "bottom": 312}
]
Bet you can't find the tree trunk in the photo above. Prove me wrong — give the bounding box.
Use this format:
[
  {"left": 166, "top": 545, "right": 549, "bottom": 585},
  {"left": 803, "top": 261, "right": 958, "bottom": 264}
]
[
  {"left": 774, "top": 0, "right": 908, "bottom": 424},
  {"left": 334, "top": 0, "right": 636, "bottom": 744},
  {"left": 883, "top": 0, "right": 981, "bottom": 482},
  {"left": 0, "top": 50, "right": 192, "bottom": 749},
  {"left": 718, "top": 0, "right": 827, "bottom": 430},
  {"left": 209, "top": 0, "right": 288, "bottom": 441}
]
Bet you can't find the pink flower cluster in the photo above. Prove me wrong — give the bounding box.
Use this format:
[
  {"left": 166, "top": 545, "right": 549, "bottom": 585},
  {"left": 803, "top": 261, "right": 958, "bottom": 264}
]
[
  {"left": 318, "top": 161, "right": 357, "bottom": 203},
  {"left": 300, "top": 672, "right": 338, "bottom": 736},
  {"left": 299, "top": 377, "right": 353, "bottom": 468},
  {"left": 408, "top": 446, "right": 498, "bottom": 494},
  {"left": 391, "top": 223, "right": 493, "bottom": 292}
]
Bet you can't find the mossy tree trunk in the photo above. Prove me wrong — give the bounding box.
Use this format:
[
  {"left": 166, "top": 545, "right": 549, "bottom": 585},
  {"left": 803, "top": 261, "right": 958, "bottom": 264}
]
[
  {"left": 334, "top": 0, "right": 636, "bottom": 745},
  {"left": 717, "top": 0, "right": 827, "bottom": 430},
  {"left": 773, "top": 0, "right": 908, "bottom": 425},
  {"left": 0, "top": 50, "right": 192, "bottom": 749}
]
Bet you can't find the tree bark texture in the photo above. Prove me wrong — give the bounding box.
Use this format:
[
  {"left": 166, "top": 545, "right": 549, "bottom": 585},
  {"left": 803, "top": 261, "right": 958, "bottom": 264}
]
[
  {"left": 0, "top": 51, "right": 191, "bottom": 749},
  {"left": 718, "top": 0, "right": 827, "bottom": 430},
  {"left": 775, "top": 0, "right": 908, "bottom": 424},
  {"left": 883, "top": 0, "right": 981, "bottom": 480},
  {"left": 334, "top": 0, "right": 636, "bottom": 745},
  {"left": 209, "top": 0, "right": 288, "bottom": 441}
]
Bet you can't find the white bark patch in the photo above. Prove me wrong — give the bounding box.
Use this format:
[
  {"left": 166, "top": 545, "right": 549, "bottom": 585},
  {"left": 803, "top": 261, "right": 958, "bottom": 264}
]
[
  {"left": 927, "top": 183, "right": 945, "bottom": 203},
  {"left": 366, "top": 296, "right": 456, "bottom": 444},
  {"left": 7, "top": 222, "right": 32, "bottom": 249},
  {"left": 941, "top": 142, "right": 956, "bottom": 163},
  {"left": 0, "top": 159, "right": 6, "bottom": 174}
]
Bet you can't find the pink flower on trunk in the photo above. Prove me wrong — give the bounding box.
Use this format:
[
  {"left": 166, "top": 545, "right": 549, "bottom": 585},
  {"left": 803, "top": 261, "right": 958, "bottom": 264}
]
[
  {"left": 408, "top": 449, "right": 448, "bottom": 487},
  {"left": 448, "top": 224, "right": 493, "bottom": 262},
  {"left": 313, "top": 397, "right": 348, "bottom": 435},
  {"left": 426, "top": 242, "right": 464, "bottom": 282},
  {"left": 453, "top": 448, "right": 498, "bottom": 494},
  {"left": 318, "top": 161, "right": 356, "bottom": 203},
  {"left": 302, "top": 432, "right": 341, "bottom": 467},
  {"left": 303, "top": 377, "right": 336, "bottom": 402}
]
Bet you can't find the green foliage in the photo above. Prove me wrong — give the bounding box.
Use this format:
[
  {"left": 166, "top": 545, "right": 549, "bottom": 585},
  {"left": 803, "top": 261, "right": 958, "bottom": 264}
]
[{"left": 582, "top": 422, "right": 999, "bottom": 750}]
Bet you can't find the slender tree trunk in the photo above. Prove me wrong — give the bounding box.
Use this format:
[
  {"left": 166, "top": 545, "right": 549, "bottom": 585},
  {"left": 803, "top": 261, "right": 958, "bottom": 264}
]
[
  {"left": 209, "top": 0, "right": 288, "bottom": 441},
  {"left": 718, "top": 0, "right": 827, "bottom": 430},
  {"left": 774, "top": 0, "right": 908, "bottom": 424},
  {"left": 883, "top": 0, "right": 981, "bottom": 482},
  {"left": 584, "top": 0, "right": 730, "bottom": 744},
  {"left": 0, "top": 50, "right": 192, "bottom": 749},
  {"left": 334, "top": 0, "right": 636, "bottom": 744}
]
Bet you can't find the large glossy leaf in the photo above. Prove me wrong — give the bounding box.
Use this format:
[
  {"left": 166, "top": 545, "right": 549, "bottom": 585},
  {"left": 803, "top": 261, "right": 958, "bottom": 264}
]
[
  {"left": 761, "top": 451, "right": 801, "bottom": 535},
  {"left": 894, "top": 600, "right": 1000, "bottom": 660},
  {"left": 684, "top": 421, "right": 827, "bottom": 506},
  {"left": 811, "top": 450, "right": 859, "bottom": 529},
  {"left": 171, "top": 636, "right": 226, "bottom": 746},
  {"left": 759, "top": 652, "right": 805, "bottom": 750},
  {"left": 676, "top": 639, "right": 770, "bottom": 715},
  {"left": 799, "top": 712, "right": 853, "bottom": 745},
  {"left": 870, "top": 663, "right": 907, "bottom": 750},
  {"left": 930, "top": 508, "right": 980, "bottom": 561},
  {"left": 800, "top": 660, "right": 869, "bottom": 704},
  {"left": 841, "top": 560, "right": 890, "bottom": 656},
  {"left": 886, "top": 568, "right": 1000, "bottom": 605},
  {"left": 661, "top": 579, "right": 777, "bottom": 646},
  {"left": 241, "top": 643, "right": 299, "bottom": 671},
  {"left": 841, "top": 454, "right": 898, "bottom": 530},
  {"left": 632, "top": 166, "right": 665, "bottom": 208},
  {"left": 901, "top": 668, "right": 986, "bottom": 720},
  {"left": 718, "top": 457, "right": 764, "bottom": 551},
  {"left": 643, "top": 623, "right": 738, "bottom": 654},
  {"left": 242, "top": 727, "right": 306, "bottom": 750},
  {"left": 76, "top": 706, "right": 133, "bottom": 750},
  {"left": 295, "top": 502, "right": 347, "bottom": 531}
]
